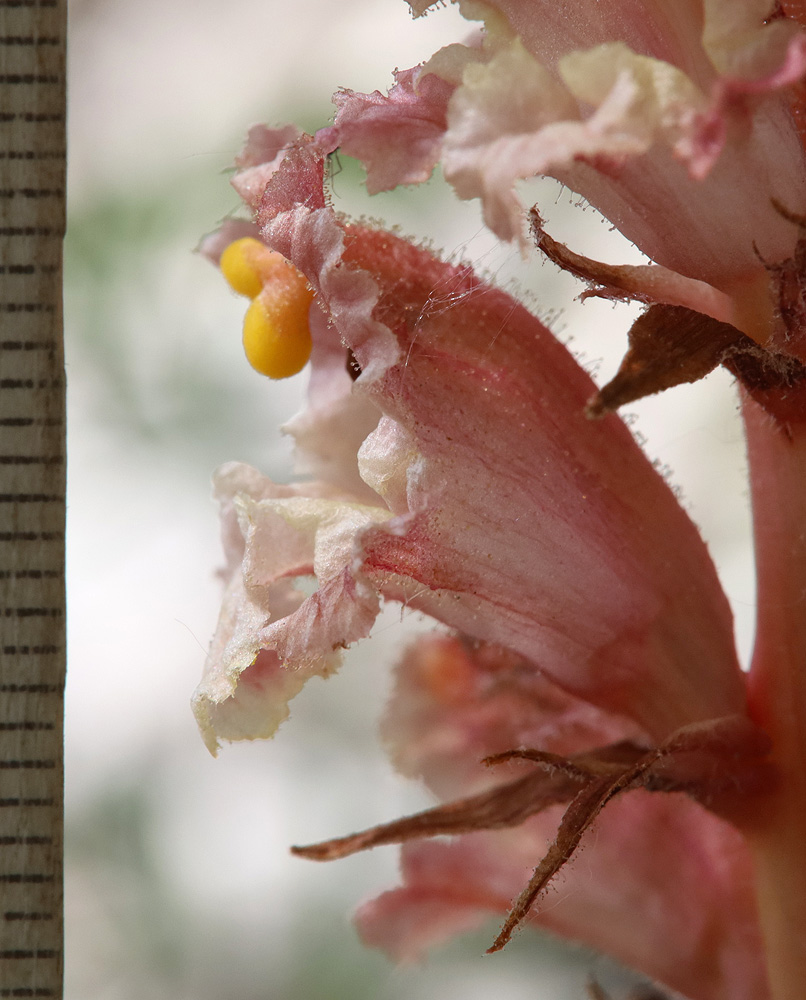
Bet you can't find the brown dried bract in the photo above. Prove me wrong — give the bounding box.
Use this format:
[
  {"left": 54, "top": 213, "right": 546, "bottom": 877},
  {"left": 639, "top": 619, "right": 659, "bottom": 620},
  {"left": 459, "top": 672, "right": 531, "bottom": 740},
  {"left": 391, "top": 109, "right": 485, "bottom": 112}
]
[
  {"left": 292, "top": 716, "right": 770, "bottom": 953},
  {"left": 588, "top": 304, "right": 806, "bottom": 427},
  {"left": 723, "top": 338, "right": 806, "bottom": 433},
  {"left": 586, "top": 304, "right": 743, "bottom": 417},
  {"left": 531, "top": 205, "right": 806, "bottom": 423},
  {"left": 768, "top": 199, "right": 806, "bottom": 355},
  {"left": 530, "top": 210, "right": 653, "bottom": 306}
]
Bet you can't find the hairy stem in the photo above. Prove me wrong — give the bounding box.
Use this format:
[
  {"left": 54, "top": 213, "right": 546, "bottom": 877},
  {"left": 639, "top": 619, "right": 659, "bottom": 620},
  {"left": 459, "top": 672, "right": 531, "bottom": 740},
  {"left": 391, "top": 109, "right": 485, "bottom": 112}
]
[{"left": 742, "top": 393, "right": 806, "bottom": 1000}]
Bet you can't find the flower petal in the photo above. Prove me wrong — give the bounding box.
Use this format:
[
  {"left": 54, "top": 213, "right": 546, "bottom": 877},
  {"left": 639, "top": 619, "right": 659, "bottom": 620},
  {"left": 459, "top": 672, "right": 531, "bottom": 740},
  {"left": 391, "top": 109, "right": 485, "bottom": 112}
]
[
  {"left": 703, "top": 0, "right": 806, "bottom": 80},
  {"left": 192, "top": 462, "right": 391, "bottom": 753},
  {"left": 223, "top": 124, "right": 303, "bottom": 211},
  {"left": 460, "top": 0, "right": 710, "bottom": 80},
  {"left": 316, "top": 68, "right": 454, "bottom": 194},
  {"left": 283, "top": 303, "right": 383, "bottom": 502},
  {"left": 436, "top": 31, "right": 806, "bottom": 275},
  {"left": 347, "top": 3, "right": 806, "bottom": 296},
  {"left": 381, "top": 634, "right": 647, "bottom": 800}
]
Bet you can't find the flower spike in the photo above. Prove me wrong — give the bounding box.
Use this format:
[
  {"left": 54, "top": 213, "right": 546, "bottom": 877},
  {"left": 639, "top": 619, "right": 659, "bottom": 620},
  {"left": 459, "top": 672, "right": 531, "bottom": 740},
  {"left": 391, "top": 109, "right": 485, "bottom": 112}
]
[{"left": 197, "top": 0, "right": 806, "bottom": 989}]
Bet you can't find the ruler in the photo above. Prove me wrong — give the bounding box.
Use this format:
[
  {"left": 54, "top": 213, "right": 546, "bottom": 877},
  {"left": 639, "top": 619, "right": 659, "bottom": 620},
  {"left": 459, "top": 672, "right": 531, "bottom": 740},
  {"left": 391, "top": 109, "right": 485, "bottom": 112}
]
[{"left": 0, "top": 0, "right": 66, "bottom": 997}]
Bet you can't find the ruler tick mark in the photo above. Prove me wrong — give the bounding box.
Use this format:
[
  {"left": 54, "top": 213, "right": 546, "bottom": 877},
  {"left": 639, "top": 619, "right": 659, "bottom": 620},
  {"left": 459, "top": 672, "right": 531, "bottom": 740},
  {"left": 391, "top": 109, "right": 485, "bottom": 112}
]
[
  {"left": 0, "top": 570, "right": 62, "bottom": 579},
  {"left": 0, "top": 610, "right": 63, "bottom": 618},
  {"left": 0, "top": 798, "right": 57, "bottom": 809},
  {"left": 0, "top": 835, "right": 53, "bottom": 845},
  {"left": 0, "top": 655, "right": 62, "bottom": 663},
  {"left": 0, "top": 227, "right": 58, "bottom": 237},
  {"left": 0, "top": 949, "right": 59, "bottom": 960},
  {"left": 0, "top": 190, "right": 63, "bottom": 199},
  {"left": 0, "top": 989, "right": 57, "bottom": 998},
  {"left": 0, "top": 496, "right": 62, "bottom": 504},
  {"left": 0, "top": 419, "right": 63, "bottom": 428},
  {"left": 0, "top": 37, "right": 60, "bottom": 46},
  {"left": 0, "top": 114, "right": 63, "bottom": 124},
  {"left": 0, "top": 304, "right": 56, "bottom": 313},
  {"left": 0, "top": 799, "right": 55, "bottom": 808},
  {"left": 0, "top": 341, "right": 57, "bottom": 350},
  {"left": 0, "top": 532, "right": 63, "bottom": 542},
  {"left": 0, "top": 457, "right": 63, "bottom": 466},
  {"left": 0, "top": 763, "right": 57, "bottom": 772},
  {"left": 0, "top": 153, "right": 64, "bottom": 162},
  {"left": 0, "top": 75, "right": 61, "bottom": 85},
  {"left": 0, "top": 723, "right": 54, "bottom": 732},
  {"left": 0, "top": 872, "right": 55, "bottom": 881}
]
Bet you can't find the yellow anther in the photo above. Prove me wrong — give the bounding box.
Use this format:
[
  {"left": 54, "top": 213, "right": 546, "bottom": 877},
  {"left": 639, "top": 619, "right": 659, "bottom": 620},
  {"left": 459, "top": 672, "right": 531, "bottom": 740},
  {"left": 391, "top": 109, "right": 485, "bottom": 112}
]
[
  {"left": 220, "top": 237, "right": 273, "bottom": 298},
  {"left": 242, "top": 285, "right": 313, "bottom": 379},
  {"left": 219, "top": 236, "right": 315, "bottom": 379}
]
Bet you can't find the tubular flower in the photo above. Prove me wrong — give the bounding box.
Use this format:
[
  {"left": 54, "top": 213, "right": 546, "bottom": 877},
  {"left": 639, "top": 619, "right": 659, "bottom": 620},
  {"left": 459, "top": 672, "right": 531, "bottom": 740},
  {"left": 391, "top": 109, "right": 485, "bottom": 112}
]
[
  {"left": 318, "top": 0, "right": 806, "bottom": 395},
  {"left": 196, "top": 130, "right": 748, "bottom": 750},
  {"left": 196, "top": 125, "right": 773, "bottom": 1000},
  {"left": 194, "top": 2, "right": 806, "bottom": 996}
]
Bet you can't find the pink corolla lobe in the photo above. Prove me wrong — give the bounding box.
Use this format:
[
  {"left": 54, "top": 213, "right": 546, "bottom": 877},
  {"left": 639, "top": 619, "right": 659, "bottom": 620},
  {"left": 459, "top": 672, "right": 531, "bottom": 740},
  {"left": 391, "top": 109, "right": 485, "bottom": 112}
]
[{"left": 317, "top": 67, "right": 454, "bottom": 194}]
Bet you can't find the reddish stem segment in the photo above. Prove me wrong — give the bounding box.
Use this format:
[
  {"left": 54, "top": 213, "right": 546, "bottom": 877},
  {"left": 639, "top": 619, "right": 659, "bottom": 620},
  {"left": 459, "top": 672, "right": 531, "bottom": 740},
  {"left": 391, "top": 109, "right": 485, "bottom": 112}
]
[{"left": 742, "top": 394, "right": 806, "bottom": 1000}]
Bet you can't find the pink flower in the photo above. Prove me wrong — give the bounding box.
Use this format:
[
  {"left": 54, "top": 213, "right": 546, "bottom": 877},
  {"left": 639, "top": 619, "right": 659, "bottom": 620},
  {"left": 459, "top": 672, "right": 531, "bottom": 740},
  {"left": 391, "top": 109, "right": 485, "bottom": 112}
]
[
  {"left": 352, "top": 635, "right": 767, "bottom": 1000},
  {"left": 320, "top": 0, "right": 806, "bottom": 376},
  {"left": 195, "top": 125, "right": 771, "bottom": 999},
  {"left": 195, "top": 3, "right": 806, "bottom": 997},
  {"left": 195, "top": 131, "right": 747, "bottom": 751}
]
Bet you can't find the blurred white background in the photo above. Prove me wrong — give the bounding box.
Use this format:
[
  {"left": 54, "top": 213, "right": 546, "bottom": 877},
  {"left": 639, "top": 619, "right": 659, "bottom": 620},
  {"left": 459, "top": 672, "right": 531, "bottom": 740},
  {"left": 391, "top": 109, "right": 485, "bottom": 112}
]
[{"left": 64, "top": 2, "right": 753, "bottom": 998}]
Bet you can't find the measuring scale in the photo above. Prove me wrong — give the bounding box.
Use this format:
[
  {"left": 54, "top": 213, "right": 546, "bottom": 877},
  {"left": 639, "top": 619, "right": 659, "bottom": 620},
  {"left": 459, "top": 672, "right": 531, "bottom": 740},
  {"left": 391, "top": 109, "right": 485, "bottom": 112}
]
[{"left": 0, "top": 1, "right": 66, "bottom": 995}]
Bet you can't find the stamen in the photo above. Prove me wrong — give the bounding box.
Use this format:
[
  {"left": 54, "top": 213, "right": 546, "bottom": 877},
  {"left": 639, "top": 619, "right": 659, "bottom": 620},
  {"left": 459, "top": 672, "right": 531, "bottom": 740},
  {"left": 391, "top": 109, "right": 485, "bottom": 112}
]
[
  {"left": 220, "top": 236, "right": 270, "bottom": 298},
  {"left": 242, "top": 290, "right": 313, "bottom": 379},
  {"left": 219, "top": 236, "right": 315, "bottom": 379}
]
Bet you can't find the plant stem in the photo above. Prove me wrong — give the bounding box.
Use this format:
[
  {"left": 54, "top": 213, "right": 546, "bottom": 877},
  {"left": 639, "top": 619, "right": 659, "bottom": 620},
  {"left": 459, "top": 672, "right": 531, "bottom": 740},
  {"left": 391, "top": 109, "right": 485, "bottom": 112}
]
[{"left": 742, "top": 392, "right": 806, "bottom": 1000}]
